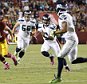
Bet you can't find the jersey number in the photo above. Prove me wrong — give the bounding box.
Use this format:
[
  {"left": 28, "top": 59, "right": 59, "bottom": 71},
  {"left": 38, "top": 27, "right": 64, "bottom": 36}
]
[{"left": 22, "top": 25, "right": 31, "bottom": 31}]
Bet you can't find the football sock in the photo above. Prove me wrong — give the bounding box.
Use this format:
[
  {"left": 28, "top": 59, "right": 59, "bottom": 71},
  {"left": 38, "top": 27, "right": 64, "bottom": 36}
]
[
  {"left": 19, "top": 51, "right": 25, "bottom": 58},
  {"left": 63, "top": 58, "right": 68, "bottom": 66},
  {"left": 41, "top": 51, "right": 50, "bottom": 57},
  {"left": 4, "top": 61, "right": 8, "bottom": 65},
  {"left": 57, "top": 57, "right": 64, "bottom": 78},
  {"left": 17, "top": 57, "right": 21, "bottom": 61},
  {"left": 0, "top": 55, "right": 6, "bottom": 64},
  {"left": 16, "top": 47, "right": 21, "bottom": 52},
  {"left": 72, "top": 57, "right": 87, "bottom": 64}
]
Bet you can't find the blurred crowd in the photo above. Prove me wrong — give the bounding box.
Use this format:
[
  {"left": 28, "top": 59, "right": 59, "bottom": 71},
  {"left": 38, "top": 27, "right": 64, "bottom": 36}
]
[
  {"left": 66, "top": 0, "right": 87, "bottom": 32},
  {"left": 0, "top": 0, "right": 87, "bottom": 32}
]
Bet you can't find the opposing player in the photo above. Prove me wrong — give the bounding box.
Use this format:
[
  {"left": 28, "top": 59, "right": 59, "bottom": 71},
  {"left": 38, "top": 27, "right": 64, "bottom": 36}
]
[
  {"left": 50, "top": 3, "right": 87, "bottom": 83},
  {"left": 12, "top": 11, "right": 36, "bottom": 63},
  {"left": 37, "top": 14, "right": 70, "bottom": 71},
  {"left": 0, "top": 21, "right": 17, "bottom": 70}
]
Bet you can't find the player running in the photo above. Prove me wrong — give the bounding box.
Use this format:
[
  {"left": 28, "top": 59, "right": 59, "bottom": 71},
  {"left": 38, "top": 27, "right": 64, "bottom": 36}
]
[
  {"left": 0, "top": 19, "right": 17, "bottom": 70},
  {"left": 37, "top": 14, "right": 70, "bottom": 71},
  {"left": 50, "top": 3, "right": 87, "bottom": 83},
  {"left": 12, "top": 10, "right": 36, "bottom": 64}
]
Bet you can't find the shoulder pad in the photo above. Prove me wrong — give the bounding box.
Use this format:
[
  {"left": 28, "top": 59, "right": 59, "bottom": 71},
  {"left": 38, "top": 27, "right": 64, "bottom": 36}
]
[
  {"left": 49, "top": 24, "right": 56, "bottom": 30},
  {"left": 37, "top": 23, "right": 43, "bottom": 29}
]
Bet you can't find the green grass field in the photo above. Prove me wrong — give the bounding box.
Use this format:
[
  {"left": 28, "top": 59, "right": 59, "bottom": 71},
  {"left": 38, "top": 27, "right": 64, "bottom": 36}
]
[{"left": 0, "top": 44, "right": 87, "bottom": 84}]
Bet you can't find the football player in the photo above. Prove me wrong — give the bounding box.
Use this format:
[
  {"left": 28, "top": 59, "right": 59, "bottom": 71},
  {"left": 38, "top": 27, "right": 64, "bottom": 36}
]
[
  {"left": 12, "top": 10, "right": 36, "bottom": 63},
  {"left": 50, "top": 3, "right": 87, "bottom": 83},
  {"left": 37, "top": 14, "right": 70, "bottom": 71},
  {"left": 0, "top": 21, "right": 17, "bottom": 70}
]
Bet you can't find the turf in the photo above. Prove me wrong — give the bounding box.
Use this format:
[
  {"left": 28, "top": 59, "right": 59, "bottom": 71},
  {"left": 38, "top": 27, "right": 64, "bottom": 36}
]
[{"left": 0, "top": 44, "right": 87, "bottom": 84}]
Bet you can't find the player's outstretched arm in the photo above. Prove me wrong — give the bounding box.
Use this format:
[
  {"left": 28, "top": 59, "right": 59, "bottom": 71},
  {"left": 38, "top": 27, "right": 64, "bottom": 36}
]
[{"left": 12, "top": 22, "right": 20, "bottom": 34}]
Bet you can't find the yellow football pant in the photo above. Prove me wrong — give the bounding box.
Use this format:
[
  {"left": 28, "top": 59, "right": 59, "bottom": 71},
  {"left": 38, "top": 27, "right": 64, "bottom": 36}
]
[{"left": 0, "top": 39, "right": 8, "bottom": 56}]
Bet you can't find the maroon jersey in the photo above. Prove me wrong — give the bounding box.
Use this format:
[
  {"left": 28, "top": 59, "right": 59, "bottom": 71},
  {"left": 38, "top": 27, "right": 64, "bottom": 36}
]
[
  {"left": 0, "top": 31, "right": 7, "bottom": 41},
  {"left": 0, "top": 21, "right": 6, "bottom": 31},
  {"left": 0, "top": 22, "right": 6, "bottom": 42}
]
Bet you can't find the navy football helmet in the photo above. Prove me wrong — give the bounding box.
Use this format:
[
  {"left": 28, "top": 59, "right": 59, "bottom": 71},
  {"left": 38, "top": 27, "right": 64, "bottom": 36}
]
[
  {"left": 42, "top": 14, "right": 50, "bottom": 26},
  {"left": 56, "top": 4, "right": 68, "bottom": 15}
]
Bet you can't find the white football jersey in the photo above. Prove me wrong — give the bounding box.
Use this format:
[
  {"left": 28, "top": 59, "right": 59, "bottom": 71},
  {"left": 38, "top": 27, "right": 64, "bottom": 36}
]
[
  {"left": 30, "top": 18, "right": 37, "bottom": 26},
  {"left": 38, "top": 23, "right": 57, "bottom": 41},
  {"left": 18, "top": 20, "right": 35, "bottom": 37},
  {"left": 58, "top": 12, "right": 78, "bottom": 43},
  {"left": 17, "top": 17, "right": 25, "bottom": 22}
]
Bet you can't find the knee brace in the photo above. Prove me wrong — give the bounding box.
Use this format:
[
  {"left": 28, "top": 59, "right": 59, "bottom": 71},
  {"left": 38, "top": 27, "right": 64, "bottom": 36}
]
[
  {"left": 41, "top": 51, "right": 50, "bottom": 57},
  {"left": 19, "top": 51, "right": 25, "bottom": 58}
]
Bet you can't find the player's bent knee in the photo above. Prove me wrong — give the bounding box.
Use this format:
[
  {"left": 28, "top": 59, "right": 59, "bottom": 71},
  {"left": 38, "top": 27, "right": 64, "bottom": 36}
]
[
  {"left": 0, "top": 55, "right": 5, "bottom": 61},
  {"left": 19, "top": 51, "right": 25, "bottom": 58},
  {"left": 41, "top": 51, "right": 50, "bottom": 57},
  {"left": 16, "top": 47, "right": 21, "bottom": 52}
]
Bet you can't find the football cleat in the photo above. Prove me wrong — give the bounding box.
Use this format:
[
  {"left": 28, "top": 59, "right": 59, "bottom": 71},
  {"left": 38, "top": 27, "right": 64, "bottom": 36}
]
[
  {"left": 50, "top": 56, "right": 54, "bottom": 65},
  {"left": 49, "top": 78, "right": 62, "bottom": 84},
  {"left": 4, "top": 63, "right": 10, "bottom": 70},
  {"left": 49, "top": 74, "right": 62, "bottom": 83}
]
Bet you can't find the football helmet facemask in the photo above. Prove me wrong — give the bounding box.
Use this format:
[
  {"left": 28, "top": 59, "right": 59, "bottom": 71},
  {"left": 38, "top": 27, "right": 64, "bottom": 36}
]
[{"left": 24, "top": 10, "right": 31, "bottom": 21}]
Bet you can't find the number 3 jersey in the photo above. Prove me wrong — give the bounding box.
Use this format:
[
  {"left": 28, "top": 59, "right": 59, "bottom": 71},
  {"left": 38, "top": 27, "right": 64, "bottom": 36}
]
[{"left": 18, "top": 20, "right": 36, "bottom": 38}]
